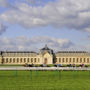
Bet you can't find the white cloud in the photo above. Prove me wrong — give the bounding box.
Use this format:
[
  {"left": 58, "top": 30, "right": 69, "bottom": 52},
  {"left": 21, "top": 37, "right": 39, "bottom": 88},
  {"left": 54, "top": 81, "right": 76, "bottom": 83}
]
[
  {"left": 0, "top": 0, "right": 8, "bottom": 7},
  {"left": 0, "top": 36, "right": 89, "bottom": 52},
  {"left": 0, "top": 36, "right": 73, "bottom": 51},
  {"left": 0, "top": 0, "right": 90, "bottom": 32},
  {"left": 0, "top": 0, "right": 14, "bottom": 8}
]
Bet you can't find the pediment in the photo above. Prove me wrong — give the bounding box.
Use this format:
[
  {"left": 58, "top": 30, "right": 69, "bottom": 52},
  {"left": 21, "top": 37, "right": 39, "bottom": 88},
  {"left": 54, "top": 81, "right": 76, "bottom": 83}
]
[{"left": 43, "top": 52, "right": 51, "bottom": 58}]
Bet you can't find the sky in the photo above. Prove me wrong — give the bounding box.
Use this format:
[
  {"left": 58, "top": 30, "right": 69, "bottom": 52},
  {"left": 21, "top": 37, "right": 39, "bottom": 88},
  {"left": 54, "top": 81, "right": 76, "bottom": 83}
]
[{"left": 0, "top": 0, "right": 90, "bottom": 52}]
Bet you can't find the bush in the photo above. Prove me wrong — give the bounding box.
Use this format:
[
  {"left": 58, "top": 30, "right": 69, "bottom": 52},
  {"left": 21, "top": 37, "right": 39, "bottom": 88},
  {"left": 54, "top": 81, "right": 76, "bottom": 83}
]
[
  {"left": 47, "top": 64, "right": 55, "bottom": 67},
  {"left": 62, "top": 65, "right": 68, "bottom": 67},
  {"left": 24, "top": 64, "right": 35, "bottom": 67},
  {"left": 85, "top": 65, "right": 88, "bottom": 67},
  {"left": 86, "top": 65, "right": 90, "bottom": 67},
  {"left": 34, "top": 64, "right": 42, "bottom": 67},
  {"left": 39, "top": 64, "right": 47, "bottom": 67}
]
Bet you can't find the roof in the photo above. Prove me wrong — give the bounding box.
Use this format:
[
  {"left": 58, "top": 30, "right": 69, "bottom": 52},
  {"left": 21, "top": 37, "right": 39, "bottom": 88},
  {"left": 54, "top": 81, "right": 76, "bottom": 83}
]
[
  {"left": 41, "top": 45, "right": 51, "bottom": 50},
  {"left": 0, "top": 51, "right": 37, "bottom": 53},
  {"left": 55, "top": 51, "right": 90, "bottom": 57},
  {"left": 56, "top": 51, "right": 87, "bottom": 53}
]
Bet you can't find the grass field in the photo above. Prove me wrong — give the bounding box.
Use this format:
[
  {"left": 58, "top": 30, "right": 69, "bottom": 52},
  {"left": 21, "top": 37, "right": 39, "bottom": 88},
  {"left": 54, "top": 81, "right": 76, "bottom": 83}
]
[{"left": 0, "top": 71, "right": 90, "bottom": 90}]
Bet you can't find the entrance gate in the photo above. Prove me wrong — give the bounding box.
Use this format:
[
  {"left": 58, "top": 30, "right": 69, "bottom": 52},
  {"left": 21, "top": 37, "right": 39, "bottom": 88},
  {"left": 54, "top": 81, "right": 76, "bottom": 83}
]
[{"left": 44, "top": 58, "right": 48, "bottom": 64}]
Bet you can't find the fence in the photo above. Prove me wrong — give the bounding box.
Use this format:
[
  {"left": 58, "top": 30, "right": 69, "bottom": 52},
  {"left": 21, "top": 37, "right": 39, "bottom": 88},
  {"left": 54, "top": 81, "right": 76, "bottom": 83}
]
[{"left": 0, "top": 67, "right": 90, "bottom": 70}]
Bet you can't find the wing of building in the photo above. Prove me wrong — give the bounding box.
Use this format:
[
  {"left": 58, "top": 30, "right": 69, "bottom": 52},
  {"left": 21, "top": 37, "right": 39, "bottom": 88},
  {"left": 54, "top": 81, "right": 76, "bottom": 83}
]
[{"left": 0, "top": 45, "right": 90, "bottom": 65}]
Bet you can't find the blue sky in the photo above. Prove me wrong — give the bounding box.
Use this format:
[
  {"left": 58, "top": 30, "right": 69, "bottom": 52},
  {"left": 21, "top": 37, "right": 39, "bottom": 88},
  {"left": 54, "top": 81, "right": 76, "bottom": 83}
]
[{"left": 0, "top": 0, "right": 90, "bottom": 51}]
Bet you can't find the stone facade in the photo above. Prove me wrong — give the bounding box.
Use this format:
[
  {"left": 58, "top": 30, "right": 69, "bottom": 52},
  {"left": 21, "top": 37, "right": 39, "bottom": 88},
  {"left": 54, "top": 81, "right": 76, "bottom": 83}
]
[{"left": 0, "top": 45, "right": 90, "bottom": 65}]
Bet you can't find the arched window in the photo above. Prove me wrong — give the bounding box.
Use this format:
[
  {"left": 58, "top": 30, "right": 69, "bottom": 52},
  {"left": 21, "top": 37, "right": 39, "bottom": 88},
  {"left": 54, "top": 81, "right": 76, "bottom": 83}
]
[
  {"left": 69, "top": 58, "right": 71, "bottom": 62},
  {"left": 17, "top": 58, "right": 19, "bottom": 63},
  {"left": 27, "top": 58, "right": 29, "bottom": 63},
  {"left": 62, "top": 58, "right": 64, "bottom": 62},
  {"left": 84, "top": 58, "right": 86, "bottom": 62},
  {"left": 24, "top": 58, "right": 26, "bottom": 63},
  {"left": 66, "top": 58, "right": 68, "bottom": 62},
  {"left": 87, "top": 58, "right": 89, "bottom": 63},
  {"left": 20, "top": 58, "right": 22, "bottom": 63},
  {"left": 10, "top": 58, "right": 12, "bottom": 63},
  {"left": 34, "top": 58, "right": 36, "bottom": 63},
  {"left": 59, "top": 58, "right": 61, "bottom": 62},
  {"left": 31, "top": 58, "right": 33, "bottom": 63},
  {"left": 77, "top": 58, "right": 79, "bottom": 63},
  {"left": 80, "top": 58, "right": 82, "bottom": 63},
  {"left": 6, "top": 58, "right": 8, "bottom": 63},
  {"left": 73, "top": 58, "right": 75, "bottom": 62},
  {"left": 13, "top": 58, "right": 15, "bottom": 63}
]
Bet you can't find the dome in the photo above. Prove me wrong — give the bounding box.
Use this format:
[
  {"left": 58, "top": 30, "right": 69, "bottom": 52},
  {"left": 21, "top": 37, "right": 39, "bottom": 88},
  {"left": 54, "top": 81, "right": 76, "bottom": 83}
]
[
  {"left": 41, "top": 45, "right": 51, "bottom": 50},
  {"left": 40, "top": 45, "right": 53, "bottom": 54}
]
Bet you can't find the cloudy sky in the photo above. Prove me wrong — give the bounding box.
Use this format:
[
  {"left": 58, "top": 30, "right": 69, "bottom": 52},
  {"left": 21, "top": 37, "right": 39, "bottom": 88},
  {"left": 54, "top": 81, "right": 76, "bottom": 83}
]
[{"left": 0, "top": 0, "right": 90, "bottom": 52}]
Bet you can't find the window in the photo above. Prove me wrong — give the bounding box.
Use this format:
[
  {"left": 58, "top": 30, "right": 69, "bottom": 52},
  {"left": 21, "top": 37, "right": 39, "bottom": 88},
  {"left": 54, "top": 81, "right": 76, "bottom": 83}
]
[
  {"left": 17, "top": 58, "right": 19, "bottom": 63},
  {"left": 13, "top": 58, "right": 15, "bottom": 63},
  {"left": 27, "top": 58, "right": 29, "bottom": 63},
  {"left": 80, "top": 58, "right": 82, "bottom": 63},
  {"left": 6, "top": 58, "right": 8, "bottom": 63},
  {"left": 24, "top": 58, "right": 26, "bottom": 63},
  {"left": 69, "top": 58, "right": 71, "bottom": 62},
  {"left": 20, "top": 58, "right": 22, "bottom": 63},
  {"left": 2, "top": 58, "right": 5, "bottom": 63},
  {"left": 62, "top": 58, "right": 64, "bottom": 62},
  {"left": 10, "top": 58, "right": 12, "bottom": 63},
  {"left": 84, "top": 58, "right": 86, "bottom": 62},
  {"left": 77, "top": 58, "right": 79, "bottom": 63},
  {"left": 87, "top": 58, "right": 89, "bottom": 63},
  {"left": 73, "top": 58, "right": 75, "bottom": 62},
  {"left": 66, "top": 58, "right": 68, "bottom": 62},
  {"left": 59, "top": 58, "right": 61, "bottom": 62},
  {"left": 34, "top": 58, "right": 36, "bottom": 63}
]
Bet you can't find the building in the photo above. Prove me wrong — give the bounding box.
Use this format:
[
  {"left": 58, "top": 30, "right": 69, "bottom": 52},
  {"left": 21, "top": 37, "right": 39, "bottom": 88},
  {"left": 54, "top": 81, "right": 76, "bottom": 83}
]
[{"left": 0, "top": 45, "right": 90, "bottom": 65}]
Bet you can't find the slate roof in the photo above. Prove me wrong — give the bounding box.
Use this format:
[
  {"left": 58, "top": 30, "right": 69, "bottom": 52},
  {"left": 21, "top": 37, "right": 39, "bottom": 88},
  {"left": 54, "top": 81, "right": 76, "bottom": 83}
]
[{"left": 41, "top": 45, "right": 51, "bottom": 50}]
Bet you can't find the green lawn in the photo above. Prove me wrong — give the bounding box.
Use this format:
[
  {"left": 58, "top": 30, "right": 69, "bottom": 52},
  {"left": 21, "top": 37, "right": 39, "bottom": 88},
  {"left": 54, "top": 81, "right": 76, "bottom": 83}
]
[{"left": 0, "top": 71, "right": 90, "bottom": 90}]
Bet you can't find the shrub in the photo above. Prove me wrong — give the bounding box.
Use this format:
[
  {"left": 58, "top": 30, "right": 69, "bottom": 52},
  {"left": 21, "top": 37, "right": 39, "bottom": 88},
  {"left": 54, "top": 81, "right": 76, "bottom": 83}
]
[
  {"left": 47, "top": 64, "right": 55, "bottom": 67},
  {"left": 85, "top": 65, "right": 88, "bottom": 67},
  {"left": 34, "top": 64, "right": 42, "bottom": 67}
]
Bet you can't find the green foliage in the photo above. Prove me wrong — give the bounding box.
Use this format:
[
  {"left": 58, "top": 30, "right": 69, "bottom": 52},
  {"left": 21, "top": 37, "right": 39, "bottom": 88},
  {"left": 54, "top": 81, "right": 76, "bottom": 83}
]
[
  {"left": 0, "top": 71, "right": 90, "bottom": 90},
  {"left": 47, "top": 64, "right": 55, "bottom": 67},
  {"left": 62, "top": 64, "right": 68, "bottom": 67},
  {"left": 34, "top": 64, "right": 42, "bottom": 67}
]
